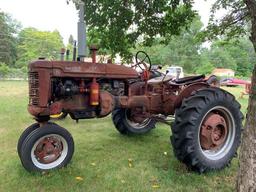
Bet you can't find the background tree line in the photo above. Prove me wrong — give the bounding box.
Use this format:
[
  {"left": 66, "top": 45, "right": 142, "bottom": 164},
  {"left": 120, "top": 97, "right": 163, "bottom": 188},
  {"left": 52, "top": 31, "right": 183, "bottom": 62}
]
[
  {"left": 0, "top": 11, "right": 65, "bottom": 78},
  {"left": 136, "top": 17, "right": 256, "bottom": 77},
  {"left": 1, "top": 10, "right": 255, "bottom": 79}
]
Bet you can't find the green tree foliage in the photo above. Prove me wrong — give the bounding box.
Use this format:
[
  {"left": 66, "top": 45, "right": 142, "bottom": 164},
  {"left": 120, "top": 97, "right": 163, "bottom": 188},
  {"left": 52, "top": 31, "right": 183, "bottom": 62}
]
[
  {"left": 202, "top": 0, "right": 249, "bottom": 40},
  {"left": 195, "top": 38, "right": 256, "bottom": 76},
  {"left": 208, "top": 46, "right": 237, "bottom": 70},
  {"left": 138, "top": 35, "right": 255, "bottom": 77},
  {"left": 135, "top": 16, "right": 255, "bottom": 76},
  {"left": 0, "top": 11, "right": 19, "bottom": 66},
  {"left": 195, "top": 52, "right": 215, "bottom": 75},
  {"left": 87, "top": 29, "right": 110, "bottom": 56},
  {"left": 136, "top": 17, "right": 203, "bottom": 73},
  {"left": 73, "top": 0, "right": 196, "bottom": 59},
  {"left": 16, "top": 28, "right": 64, "bottom": 67},
  {"left": 0, "top": 62, "right": 10, "bottom": 78},
  {"left": 215, "top": 39, "right": 256, "bottom": 76},
  {"left": 163, "top": 17, "right": 202, "bottom": 72}
]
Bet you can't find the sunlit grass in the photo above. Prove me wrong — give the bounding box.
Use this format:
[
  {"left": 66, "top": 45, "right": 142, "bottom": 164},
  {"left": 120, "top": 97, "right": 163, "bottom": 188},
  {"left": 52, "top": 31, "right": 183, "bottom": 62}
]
[{"left": 0, "top": 81, "right": 248, "bottom": 192}]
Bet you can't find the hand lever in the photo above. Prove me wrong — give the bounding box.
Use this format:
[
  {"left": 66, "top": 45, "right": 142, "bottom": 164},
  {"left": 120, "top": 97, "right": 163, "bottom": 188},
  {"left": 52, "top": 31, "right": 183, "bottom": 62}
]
[{"left": 162, "top": 70, "right": 169, "bottom": 83}]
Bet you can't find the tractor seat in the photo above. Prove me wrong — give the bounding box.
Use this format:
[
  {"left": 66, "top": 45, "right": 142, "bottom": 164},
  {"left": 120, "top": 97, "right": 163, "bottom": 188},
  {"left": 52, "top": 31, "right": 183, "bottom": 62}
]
[
  {"left": 147, "top": 75, "right": 174, "bottom": 84},
  {"left": 174, "top": 75, "right": 205, "bottom": 84}
]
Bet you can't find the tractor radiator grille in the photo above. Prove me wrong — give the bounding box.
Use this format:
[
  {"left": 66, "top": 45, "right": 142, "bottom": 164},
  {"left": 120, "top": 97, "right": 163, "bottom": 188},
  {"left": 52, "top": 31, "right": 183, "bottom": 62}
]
[{"left": 28, "top": 72, "right": 39, "bottom": 106}]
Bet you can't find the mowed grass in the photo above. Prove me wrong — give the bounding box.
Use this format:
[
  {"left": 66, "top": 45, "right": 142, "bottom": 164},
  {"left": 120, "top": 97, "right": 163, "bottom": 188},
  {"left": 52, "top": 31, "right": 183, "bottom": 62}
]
[{"left": 0, "top": 81, "right": 249, "bottom": 192}]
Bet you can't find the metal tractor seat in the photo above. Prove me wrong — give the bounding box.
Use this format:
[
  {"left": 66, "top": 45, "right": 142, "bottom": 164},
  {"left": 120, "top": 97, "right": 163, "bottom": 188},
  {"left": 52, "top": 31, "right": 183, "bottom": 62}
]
[
  {"left": 174, "top": 75, "right": 205, "bottom": 84},
  {"left": 147, "top": 75, "right": 174, "bottom": 84},
  {"left": 148, "top": 74, "right": 205, "bottom": 85}
]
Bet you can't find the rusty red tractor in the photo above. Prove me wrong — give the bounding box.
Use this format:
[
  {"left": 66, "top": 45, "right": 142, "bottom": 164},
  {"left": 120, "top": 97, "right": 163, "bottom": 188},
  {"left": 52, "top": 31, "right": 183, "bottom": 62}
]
[{"left": 18, "top": 49, "right": 243, "bottom": 173}]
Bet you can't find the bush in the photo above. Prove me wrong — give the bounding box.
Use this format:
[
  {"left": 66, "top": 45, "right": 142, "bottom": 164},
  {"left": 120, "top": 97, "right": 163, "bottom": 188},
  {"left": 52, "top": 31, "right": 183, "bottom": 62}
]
[
  {"left": 0, "top": 62, "right": 27, "bottom": 79},
  {"left": 8, "top": 67, "right": 27, "bottom": 79},
  {"left": 0, "top": 62, "right": 10, "bottom": 78},
  {"left": 196, "top": 62, "right": 215, "bottom": 75}
]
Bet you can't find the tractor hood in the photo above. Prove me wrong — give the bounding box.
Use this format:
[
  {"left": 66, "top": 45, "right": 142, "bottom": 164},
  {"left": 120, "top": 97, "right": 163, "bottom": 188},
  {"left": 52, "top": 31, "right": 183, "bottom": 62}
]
[{"left": 28, "top": 60, "right": 139, "bottom": 79}]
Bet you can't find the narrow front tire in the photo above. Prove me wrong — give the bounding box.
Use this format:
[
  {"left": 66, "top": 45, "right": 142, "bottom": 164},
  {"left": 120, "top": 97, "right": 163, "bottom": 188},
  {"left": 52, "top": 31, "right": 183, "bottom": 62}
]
[{"left": 19, "top": 123, "right": 74, "bottom": 172}]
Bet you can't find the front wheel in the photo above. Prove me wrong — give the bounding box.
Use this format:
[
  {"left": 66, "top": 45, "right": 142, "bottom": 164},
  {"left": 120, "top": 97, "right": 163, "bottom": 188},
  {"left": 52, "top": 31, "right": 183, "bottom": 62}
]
[
  {"left": 171, "top": 88, "right": 243, "bottom": 173},
  {"left": 17, "top": 123, "right": 40, "bottom": 158},
  {"left": 112, "top": 108, "right": 156, "bottom": 135},
  {"left": 19, "top": 123, "right": 74, "bottom": 172},
  {"left": 17, "top": 122, "right": 58, "bottom": 158}
]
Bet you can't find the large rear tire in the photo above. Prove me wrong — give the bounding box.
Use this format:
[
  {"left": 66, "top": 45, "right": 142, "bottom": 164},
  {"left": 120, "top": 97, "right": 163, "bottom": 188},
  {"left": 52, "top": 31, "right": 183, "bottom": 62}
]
[
  {"left": 112, "top": 108, "right": 156, "bottom": 135},
  {"left": 19, "top": 123, "right": 74, "bottom": 172},
  {"left": 171, "top": 88, "right": 243, "bottom": 173}
]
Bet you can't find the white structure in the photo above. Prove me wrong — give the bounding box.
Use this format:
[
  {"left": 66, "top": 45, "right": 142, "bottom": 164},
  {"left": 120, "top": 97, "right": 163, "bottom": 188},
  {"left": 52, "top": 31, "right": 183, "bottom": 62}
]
[
  {"left": 166, "top": 66, "right": 184, "bottom": 78},
  {"left": 212, "top": 68, "right": 235, "bottom": 77}
]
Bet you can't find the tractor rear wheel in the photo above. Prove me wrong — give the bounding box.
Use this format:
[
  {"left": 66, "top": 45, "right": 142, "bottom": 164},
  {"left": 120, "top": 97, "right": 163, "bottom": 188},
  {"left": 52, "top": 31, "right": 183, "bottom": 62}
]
[
  {"left": 112, "top": 108, "right": 156, "bottom": 135},
  {"left": 19, "top": 123, "right": 74, "bottom": 172},
  {"left": 171, "top": 88, "right": 243, "bottom": 173}
]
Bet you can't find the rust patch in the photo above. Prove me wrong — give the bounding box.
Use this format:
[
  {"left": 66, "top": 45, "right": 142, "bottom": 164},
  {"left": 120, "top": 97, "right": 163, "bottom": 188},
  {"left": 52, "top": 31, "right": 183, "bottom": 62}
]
[
  {"left": 98, "top": 91, "right": 114, "bottom": 117},
  {"left": 200, "top": 113, "right": 228, "bottom": 150},
  {"left": 34, "top": 136, "right": 63, "bottom": 164}
]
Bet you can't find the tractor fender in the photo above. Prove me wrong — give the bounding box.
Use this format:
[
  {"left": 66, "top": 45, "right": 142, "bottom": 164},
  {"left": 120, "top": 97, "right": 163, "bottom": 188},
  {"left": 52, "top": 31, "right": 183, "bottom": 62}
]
[{"left": 174, "top": 82, "right": 209, "bottom": 109}]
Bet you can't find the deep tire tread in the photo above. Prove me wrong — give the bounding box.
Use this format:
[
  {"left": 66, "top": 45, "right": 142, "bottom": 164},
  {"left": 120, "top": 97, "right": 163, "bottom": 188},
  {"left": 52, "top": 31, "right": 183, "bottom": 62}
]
[{"left": 171, "top": 87, "right": 243, "bottom": 173}]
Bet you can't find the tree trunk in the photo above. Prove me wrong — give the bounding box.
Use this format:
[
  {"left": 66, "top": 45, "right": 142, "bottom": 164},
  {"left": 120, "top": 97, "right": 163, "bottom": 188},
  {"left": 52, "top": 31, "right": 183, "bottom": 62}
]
[{"left": 236, "top": 1, "right": 256, "bottom": 191}]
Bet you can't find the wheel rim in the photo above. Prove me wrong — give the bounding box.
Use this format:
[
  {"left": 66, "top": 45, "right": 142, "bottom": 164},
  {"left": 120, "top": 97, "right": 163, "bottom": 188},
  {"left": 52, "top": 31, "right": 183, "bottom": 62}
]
[
  {"left": 50, "top": 112, "right": 64, "bottom": 119},
  {"left": 199, "top": 106, "right": 235, "bottom": 160},
  {"left": 31, "top": 134, "right": 68, "bottom": 169},
  {"left": 125, "top": 109, "right": 151, "bottom": 129}
]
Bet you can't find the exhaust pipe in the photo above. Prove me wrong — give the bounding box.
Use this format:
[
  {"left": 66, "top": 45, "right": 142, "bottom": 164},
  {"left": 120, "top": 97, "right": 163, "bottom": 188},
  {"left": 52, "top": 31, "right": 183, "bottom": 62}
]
[
  {"left": 73, "top": 40, "right": 77, "bottom": 61},
  {"left": 77, "top": 2, "right": 86, "bottom": 61}
]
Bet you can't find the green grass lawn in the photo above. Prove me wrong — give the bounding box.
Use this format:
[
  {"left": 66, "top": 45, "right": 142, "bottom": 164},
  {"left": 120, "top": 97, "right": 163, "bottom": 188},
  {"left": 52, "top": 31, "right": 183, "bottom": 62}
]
[{"left": 0, "top": 81, "right": 249, "bottom": 192}]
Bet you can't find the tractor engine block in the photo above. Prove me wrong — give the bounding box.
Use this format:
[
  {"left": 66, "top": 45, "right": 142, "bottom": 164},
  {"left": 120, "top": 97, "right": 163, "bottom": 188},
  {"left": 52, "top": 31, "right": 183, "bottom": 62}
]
[{"left": 49, "top": 78, "right": 125, "bottom": 120}]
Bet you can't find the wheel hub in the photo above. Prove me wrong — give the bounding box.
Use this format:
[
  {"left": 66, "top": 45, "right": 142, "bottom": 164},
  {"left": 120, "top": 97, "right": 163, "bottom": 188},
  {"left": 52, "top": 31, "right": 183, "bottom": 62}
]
[
  {"left": 127, "top": 108, "right": 147, "bottom": 123},
  {"left": 129, "top": 115, "right": 146, "bottom": 124},
  {"left": 34, "top": 136, "right": 63, "bottom": 164},
  {"left": 200, "top": 113, "right": 228, "bottom": 150}
]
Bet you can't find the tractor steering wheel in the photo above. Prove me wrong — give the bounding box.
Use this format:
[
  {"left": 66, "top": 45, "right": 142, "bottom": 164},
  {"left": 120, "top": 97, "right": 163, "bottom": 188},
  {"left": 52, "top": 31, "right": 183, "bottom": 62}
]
[{"left": 133, "top": 51, "right": 152, "bottom": 71}]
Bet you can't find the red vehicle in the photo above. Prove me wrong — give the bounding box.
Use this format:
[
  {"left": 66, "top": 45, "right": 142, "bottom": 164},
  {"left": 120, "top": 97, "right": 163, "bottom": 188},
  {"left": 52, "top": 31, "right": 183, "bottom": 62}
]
[
  {"left": 220, "top": 78, "right": 250, "bottom": 87},
  {"left": 17, "top": 4, "right": 244, "bottom": 174},
  {"left": 17, "top": 49, "right": 243, "bottom": 174}
]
